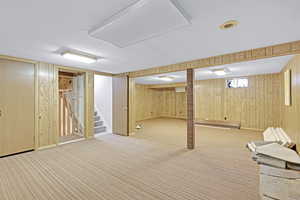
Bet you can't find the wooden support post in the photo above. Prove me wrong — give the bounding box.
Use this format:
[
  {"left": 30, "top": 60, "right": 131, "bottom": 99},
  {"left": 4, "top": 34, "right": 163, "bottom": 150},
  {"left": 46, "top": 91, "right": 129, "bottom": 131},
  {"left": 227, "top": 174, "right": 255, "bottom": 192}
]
[{"left": 187, "top": 69, "right": 195, "bottom": 149}]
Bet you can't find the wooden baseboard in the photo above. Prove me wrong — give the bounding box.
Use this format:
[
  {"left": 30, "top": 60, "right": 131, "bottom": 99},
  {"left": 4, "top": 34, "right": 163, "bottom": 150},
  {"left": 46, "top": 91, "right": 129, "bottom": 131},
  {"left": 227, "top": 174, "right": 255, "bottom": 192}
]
[
  {"left": 241, "top": 127, "right": 264, "bottom": 132},
  {"left": 195, "top": 119, "right": 241, "bottom": 129},
  {"left": 37, "top": 144, "right": 57, "bottom": 151}
]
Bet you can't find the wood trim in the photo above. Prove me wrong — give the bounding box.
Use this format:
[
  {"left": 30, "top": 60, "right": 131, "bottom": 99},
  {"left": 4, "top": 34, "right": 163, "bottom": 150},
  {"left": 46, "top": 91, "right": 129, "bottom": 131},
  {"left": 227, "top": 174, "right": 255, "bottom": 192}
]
[
  {"left": 85, "top": 72, "right": 95, "bottom": 138},
  {"left": 94, "top": 71, "right": 113, "bottom": 77},
  {"left": 58, "top": 65, "right": 113, "bottom": 76},
  {"left": 123, "top": 40, "right": 300, "bottom": 78},
  {"left": 34, "top": 63, "right": 39, "bottom": 150},
  {"left": 0, "top": 55, "right": 37, "bottom": 64},
  {"left": 187, "top": 69, "right": 195, "bottom": 149},
  {"left": 37, "top": 144, "right": 57, "bottom": 151},
  {"left": 128, "top": 78, "right": 136, "bottom": 135},
  {"left": 54, "top": 67, "right": 59, "bottom": 144},
  {"left": 147, "top": 82, "right": 187, "bottom": 89},
  {"left": 0, "top": 54, "right": 112, "bottom": 76}
]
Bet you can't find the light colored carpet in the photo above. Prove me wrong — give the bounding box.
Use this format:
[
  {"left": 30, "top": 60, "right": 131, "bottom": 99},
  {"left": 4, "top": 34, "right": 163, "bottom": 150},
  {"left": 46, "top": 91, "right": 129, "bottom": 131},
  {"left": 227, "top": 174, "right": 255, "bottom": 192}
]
[
  {"left": 59, "top": 134, "right": 84, "bottom": 143},
  {"left": 0, "top": 118, "right": 262, "bottom": 200}
]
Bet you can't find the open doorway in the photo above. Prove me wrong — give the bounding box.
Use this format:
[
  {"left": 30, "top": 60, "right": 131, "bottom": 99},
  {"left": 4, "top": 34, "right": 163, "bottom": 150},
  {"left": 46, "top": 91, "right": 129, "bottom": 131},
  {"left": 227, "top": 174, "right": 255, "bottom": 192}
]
[
  {"left": 58, "top": 70, "right": 85, "bottom": 143},
  {"left": 94, "top": 74, "right": 112, "bottom": 136},
  {"left": 131, "top": 71, "right": 187, "bottom": 145}
]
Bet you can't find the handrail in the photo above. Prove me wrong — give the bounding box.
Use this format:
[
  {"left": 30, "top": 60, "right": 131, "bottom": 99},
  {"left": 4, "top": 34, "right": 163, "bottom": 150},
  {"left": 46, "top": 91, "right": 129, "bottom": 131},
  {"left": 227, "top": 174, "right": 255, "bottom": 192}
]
[{"left": 59, "top": 91, "right": 84, "bottom": 137}]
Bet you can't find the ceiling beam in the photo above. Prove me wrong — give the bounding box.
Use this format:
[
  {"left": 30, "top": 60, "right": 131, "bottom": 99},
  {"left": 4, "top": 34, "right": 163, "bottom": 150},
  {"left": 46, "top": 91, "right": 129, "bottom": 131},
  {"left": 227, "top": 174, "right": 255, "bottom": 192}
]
[
  {"left": 119, "top": 40, "right": 300, "bottom": 78},
  {"left": 146, "top": 82, "right": 186, "bottom": 89}
]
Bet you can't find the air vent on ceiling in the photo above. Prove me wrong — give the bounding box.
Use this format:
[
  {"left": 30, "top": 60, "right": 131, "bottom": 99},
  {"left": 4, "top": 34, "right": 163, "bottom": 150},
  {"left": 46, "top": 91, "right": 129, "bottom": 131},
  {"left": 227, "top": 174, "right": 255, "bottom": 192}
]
[{"left": 88, "top": 0, "right": 190, "bottom": 47}]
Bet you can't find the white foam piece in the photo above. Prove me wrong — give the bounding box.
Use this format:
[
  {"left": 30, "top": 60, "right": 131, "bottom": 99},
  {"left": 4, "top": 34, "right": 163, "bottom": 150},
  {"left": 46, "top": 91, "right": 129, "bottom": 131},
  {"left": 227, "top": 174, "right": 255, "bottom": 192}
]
[
  {"left": 263, "top": 127, "right": 278, "bottom": 142},
  {"left": 263, "top": 127, "right": 293, "bottom": 147},
  {"left": 256, "top": 143, "right": 300, "bottom": 164}
]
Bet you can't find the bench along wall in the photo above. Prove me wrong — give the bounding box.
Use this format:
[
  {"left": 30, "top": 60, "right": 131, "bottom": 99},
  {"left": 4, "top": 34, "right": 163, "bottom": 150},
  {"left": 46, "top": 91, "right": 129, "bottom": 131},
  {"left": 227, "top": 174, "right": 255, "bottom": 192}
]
[{"left": 135, "top": 73, "right": 283, "bottom": 131}]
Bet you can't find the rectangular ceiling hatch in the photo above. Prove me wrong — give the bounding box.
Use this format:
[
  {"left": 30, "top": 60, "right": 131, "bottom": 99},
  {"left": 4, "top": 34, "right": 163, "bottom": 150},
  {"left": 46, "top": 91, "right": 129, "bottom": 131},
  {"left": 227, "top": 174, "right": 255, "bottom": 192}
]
[{"left": 88, "top": 0, "right": 190, "bottom": 48}]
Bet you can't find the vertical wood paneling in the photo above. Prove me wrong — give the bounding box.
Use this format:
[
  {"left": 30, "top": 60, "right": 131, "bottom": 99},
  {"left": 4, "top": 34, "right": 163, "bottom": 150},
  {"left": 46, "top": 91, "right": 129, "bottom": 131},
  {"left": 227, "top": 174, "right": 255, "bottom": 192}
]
[
  {"left": 195, "top": 74, "right": 283, "bottom": 130},
  {"left": 135, "top": 84, "right": 161, "bottom": 121},
  {"left": 112, "top": 76, "right": 128, "bottom": 136},
  {"left": 281, "top": 55, "right": 300, "bottom": 152},
  {"left": 128, "top": 78, "right": 136, "bottom": 134},
  {"left": 37, "top": 62, "right": 58, "bottom": 148},
  {"left": 85, "top": 72, "right": 94, "bottom": 138},
  {"left": 0, "top": 59, "right": 35, "bottom": 156},
  {"left": 125, "top": 40, "right": 300, "bottom": 78},
  {"left": 135, "top": 73, "right": 282, "bottom": 131}
]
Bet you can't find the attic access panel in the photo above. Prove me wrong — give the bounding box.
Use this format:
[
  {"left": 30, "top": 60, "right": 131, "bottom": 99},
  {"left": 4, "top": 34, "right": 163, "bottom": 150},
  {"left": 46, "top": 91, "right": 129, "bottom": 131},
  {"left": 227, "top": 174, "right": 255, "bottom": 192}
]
[{"left": 89, "top": 0, "right": 190, "bottom": 47}]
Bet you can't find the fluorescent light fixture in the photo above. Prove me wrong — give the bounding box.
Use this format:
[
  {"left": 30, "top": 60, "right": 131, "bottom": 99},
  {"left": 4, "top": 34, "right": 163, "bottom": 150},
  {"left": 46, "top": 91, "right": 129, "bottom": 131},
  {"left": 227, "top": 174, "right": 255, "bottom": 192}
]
[
  {"left": 212, "top": 68, "right": 230, "bottom": 76},
  {"left": 61, "top": 52, "right": 97, "bottom": 64},
  {"left": 157, "top": 75, "right": 174, "bottom": 81}
]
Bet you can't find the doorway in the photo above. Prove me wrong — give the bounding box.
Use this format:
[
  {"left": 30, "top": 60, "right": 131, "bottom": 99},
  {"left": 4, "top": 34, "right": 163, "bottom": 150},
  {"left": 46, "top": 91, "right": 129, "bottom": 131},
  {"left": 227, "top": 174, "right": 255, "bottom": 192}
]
[{"left": 58, "top": 70, "right": 85, "bottom": 143}]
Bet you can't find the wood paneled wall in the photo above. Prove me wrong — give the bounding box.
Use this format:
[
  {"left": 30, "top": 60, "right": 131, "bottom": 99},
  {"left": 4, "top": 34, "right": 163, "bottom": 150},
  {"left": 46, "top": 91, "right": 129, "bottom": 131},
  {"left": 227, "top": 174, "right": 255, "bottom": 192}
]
[
  {"left": 135, "top": 84, "right": 161, "bottom": 121},
  {"left": 195, "top": 74, "right": 283, "bottom": 130},
  {"left": 135, "top": 85, "right": 187, "bottom": 121},
  {"left": 281, "top": 55, "right": 300, "bottom": 152},
  {"left": 85, "top": 72, "right": 95, "bottom": 138},
  {"left": 123, "top": 40, "right": 300, "bottom": 78},
  {"left": 36, "top": 62, "right": 59, "bottom": 148},
  {"left": 135, "top": 73, "right": 283, "bottom": 131}
]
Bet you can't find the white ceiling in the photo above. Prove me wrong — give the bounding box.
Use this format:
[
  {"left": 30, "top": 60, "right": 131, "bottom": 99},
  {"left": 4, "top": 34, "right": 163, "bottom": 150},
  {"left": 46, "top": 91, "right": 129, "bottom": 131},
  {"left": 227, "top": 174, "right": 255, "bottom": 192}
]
[
  {"left": 0, "top": 0, "right": 299, "bottom": 73},
  {"left": 134, "top": 55, "right": 293, "bottom": 84}
]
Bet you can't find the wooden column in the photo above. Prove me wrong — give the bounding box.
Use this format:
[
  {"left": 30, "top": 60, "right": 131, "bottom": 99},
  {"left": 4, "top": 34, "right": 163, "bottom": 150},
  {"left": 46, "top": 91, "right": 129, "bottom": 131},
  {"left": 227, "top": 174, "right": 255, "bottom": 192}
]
[{"left": 187, "top": 69, "right": 195, "bottom": 149}]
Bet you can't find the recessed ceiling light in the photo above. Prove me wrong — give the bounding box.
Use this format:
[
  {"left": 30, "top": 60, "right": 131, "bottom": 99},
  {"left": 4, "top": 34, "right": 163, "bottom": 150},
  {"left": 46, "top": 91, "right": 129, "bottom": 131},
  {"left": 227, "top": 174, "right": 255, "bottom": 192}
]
[
  {"left": 220, "top": 20, "right": 239, "bottom": 30},
  {"left": 212, "top": 68, "right": 231, "bottom": 76},
  {"left": 157, "top": 75, "right": 175, "bottom": 81},
  {"left": 61, "top": 52, "right": 98, "bottom": 64}
]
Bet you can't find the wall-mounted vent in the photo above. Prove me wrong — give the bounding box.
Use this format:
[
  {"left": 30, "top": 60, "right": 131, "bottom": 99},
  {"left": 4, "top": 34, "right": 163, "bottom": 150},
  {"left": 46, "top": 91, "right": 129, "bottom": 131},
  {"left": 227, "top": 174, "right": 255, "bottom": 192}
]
[{"left": 89, "top": 0, "right": 190, "bottom": 47}]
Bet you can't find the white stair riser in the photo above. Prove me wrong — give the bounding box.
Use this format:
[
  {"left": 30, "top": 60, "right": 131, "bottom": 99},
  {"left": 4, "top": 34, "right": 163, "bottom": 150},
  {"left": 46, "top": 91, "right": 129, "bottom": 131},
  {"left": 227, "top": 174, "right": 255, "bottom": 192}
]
[
  {"left": 94, "top": 121, "right": 104, "bottom": 127},
  {"left": 95, "top": 126, "right": 106, "bottom": 133}
]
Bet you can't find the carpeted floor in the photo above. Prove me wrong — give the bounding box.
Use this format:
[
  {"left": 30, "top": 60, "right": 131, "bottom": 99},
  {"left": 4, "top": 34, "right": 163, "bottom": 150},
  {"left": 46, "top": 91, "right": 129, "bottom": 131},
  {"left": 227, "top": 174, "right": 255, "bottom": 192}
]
[{"left": 0, "top": 118, "right": 262, "bottom": 200}]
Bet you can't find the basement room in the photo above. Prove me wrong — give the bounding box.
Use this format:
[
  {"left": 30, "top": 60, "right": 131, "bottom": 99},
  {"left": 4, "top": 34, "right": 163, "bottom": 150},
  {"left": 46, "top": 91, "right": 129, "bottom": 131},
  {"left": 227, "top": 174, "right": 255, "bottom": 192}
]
[
  {"left": 132, "top": 56, "right": 292, "bottom": 148},
  {"left": 0, "top": 0, "right": 300, "bottom": 200}
]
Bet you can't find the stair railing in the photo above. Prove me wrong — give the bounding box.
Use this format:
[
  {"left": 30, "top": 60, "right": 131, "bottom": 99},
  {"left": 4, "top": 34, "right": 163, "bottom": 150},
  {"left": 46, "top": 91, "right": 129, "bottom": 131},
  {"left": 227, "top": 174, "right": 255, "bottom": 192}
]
[{"left": 59, "top": 90, "right": 84, "bottom": 137}]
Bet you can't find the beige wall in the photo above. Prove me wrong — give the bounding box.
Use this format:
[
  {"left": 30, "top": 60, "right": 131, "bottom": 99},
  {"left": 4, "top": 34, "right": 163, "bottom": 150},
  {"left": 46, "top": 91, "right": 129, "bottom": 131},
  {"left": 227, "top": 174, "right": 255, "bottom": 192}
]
[
  {"left": 135, "top": 84, "right": 187, "bottom": 122},
  {"left": 37, "top": 63, "right": 95, "bottom": 148},
  {"left": 195, "top": 74, "right": 283, "bottom": 130},
  {"left": 135, "top": 73, "right": 283, "bottom": 131},
  {"left": 281, "top": 55, "right": 300, "bottom": 152},
  {"left": 0, "top": 58, "right": 96, "bottom": 150}
]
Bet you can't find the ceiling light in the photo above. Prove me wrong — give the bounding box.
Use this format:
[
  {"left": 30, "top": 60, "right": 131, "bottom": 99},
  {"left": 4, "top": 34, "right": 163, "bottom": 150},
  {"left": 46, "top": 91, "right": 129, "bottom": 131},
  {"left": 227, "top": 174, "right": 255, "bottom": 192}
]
[
  {"left": 61, "top": 52, "right": 97, "bottom": 64},
  {"left": 88, "top": 0, "right": 190, "bottom": 47},
  {"left": 157, "top": 75, "right": 174, "bottom": 81},
  {"left": 220, "top": 20, "right": 239, "bottom": 30},
  {"left": 212, "top": 68, "right": 231, "bottom": 76}
]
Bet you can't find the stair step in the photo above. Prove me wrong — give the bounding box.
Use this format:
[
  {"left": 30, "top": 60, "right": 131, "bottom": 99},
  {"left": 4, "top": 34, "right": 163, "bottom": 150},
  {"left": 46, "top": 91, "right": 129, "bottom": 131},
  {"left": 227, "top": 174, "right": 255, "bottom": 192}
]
[
  {"left": 94, "top": 120, "right": 103, "bottom": 127},
  {"left": 95, "top": 126, "right": 106, "bottom": 133},
  {"left": 94, "top": 115, "right": 100, "bottom": 121}
]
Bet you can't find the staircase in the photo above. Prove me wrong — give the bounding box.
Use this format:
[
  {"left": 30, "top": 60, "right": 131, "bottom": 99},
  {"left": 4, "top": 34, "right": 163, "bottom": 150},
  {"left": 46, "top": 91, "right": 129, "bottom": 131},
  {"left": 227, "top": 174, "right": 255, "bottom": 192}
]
[{"left": 94, "top": 110, "right": 106, "bottom": 134}]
